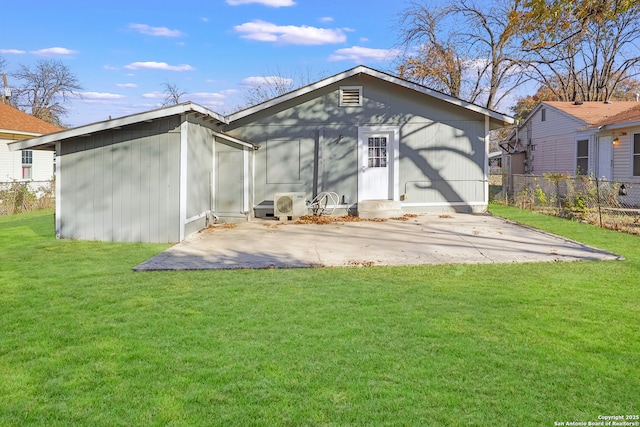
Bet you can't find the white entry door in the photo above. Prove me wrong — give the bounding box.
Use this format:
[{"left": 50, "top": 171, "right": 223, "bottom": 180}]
[
  {"left": 596, "top": 135, "right": 613, "bottom": 180},
  {"left": 358, "top": 126, "right": 399, "bottom": 201}
]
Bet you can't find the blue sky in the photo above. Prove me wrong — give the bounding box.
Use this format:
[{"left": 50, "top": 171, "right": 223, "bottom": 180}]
[{"left": 2, "top": 0, "right": 412, "bottom": 127}]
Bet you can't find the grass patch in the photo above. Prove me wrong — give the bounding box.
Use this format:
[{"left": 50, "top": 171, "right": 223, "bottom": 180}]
[{"left": 1, "top": 208, "right": 639, "bottom": 426}]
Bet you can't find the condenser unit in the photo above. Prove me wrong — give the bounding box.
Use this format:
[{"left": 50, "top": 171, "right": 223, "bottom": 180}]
[{"left": 274, "top": 192, "right": 307, "bottom": 219}]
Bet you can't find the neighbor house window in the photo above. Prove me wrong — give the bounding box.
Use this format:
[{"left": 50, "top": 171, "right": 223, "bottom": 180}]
[
  {"left": 22, "top": 150, "right": 33, "bottom": 180},
  {"left": 634, "top": 134, "right": 640, "bottom": 176},
  {"left": 541, "top": 108, "right": 546, "bottom": 122},
  {"left": 340, "top": 86, "right": 363, "bottom": 107},
  {"left": 576, "top": 139, "right": 589, "bottom": 175}
]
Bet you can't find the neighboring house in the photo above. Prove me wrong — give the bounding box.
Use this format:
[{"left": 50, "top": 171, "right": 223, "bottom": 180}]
[
  {"left": 503, "top": 101, "right": 639, "bottom": 179},
  {"left": 9, "top": 66, "right": 513, "bottom": 243},
  {"left": 0, "top": 102, "right": 62, "bottom": 181}
]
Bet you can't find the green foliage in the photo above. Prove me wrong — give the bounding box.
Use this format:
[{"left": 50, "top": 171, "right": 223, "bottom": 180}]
[{"left": 0, "top": 181, "right": 54, "bottom": 215}]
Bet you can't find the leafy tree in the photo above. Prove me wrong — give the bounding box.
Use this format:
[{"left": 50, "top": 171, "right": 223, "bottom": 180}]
[{"left": 11, "top": 59, "right": 82, "bottom": 126}]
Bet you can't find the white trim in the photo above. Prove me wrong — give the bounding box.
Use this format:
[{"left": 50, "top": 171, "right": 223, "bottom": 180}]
[
  {"left": 211, "top": 138, "right": 216, "bottom": 212},
  {"left": 55, "top": 142, "right": 61, "bottom": 239},
  {"left": 185, "top": 212, "right": 207, "bottom": 224},
  {"left": 632, "top": 132, "right": 640, "bottom": 177},
  {"left": 243, "top": 148, "right": 250, "bottom": 213},
  {"left": 317, "top": 129, "right": 324, "bottom": 194},
  {"left": 8, "top": 102, "right": 228, "bottom": 151},
  {"left": 357, "top": 125, "right": 400, "bottom": 202},
  {"left": 228, "top": 66, "right": 513, "bottom": 124},
  {"left": 339, "top": 86, "right": 363, "bottom": 107},
  {"left": 212, "top": 129, "right": 255, "bottom": 149},
  {"left": 179, "top": 119, "right": 188, "bottom": 241},
  {"left": 484, "top": 116, "right": 490, "bottom": 204}
]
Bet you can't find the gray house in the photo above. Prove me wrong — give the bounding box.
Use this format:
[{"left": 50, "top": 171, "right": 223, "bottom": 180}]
[{"left": 9, "top": 66, "right": 513, "bottom": 243}]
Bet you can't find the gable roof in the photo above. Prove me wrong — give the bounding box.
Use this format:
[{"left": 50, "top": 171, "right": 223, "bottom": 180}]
[
  {"left": 228, "top": 65, "right": 514, "bottom": 125},
  {"left": 543, "top": 101, "right": 639, "bottom": 126},
  {"left": 8, "top": 102, "right": 232, "bottom": 151},
  {"left": 10, "top": 66, "right": 515, "bottom": 152},
  {"left": 0, "top": 102, "right": 63, "bottom": 139}
]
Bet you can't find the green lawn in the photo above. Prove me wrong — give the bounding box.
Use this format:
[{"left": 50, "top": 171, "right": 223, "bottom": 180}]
[{"left": 1, "top": 207, "right": 638, "bottom": 426}]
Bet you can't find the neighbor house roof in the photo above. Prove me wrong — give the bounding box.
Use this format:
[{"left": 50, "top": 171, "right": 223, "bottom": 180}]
[
  {"left": 0, "top": 102, "right": 63, "bottom": 140},
  {"left": 228, "top": 65, "right": 514, "bottom": 126},
  {"left": 543, "top": 101, "right": 639, "bottom": 125},
  {"left": 8, "top": 102, "right": 233, "bottom": 151},
  {"left": 585, "top": 103, "right": 640, "bottom": 130}
]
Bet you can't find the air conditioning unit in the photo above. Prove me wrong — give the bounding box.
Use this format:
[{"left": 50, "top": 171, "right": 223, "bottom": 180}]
[{"left": 274, "top": 192, "right": 307, "bottom": 219}]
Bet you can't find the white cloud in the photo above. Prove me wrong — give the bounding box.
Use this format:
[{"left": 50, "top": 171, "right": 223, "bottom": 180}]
[
  {"left": 200, "top": 17, "right": 209, "bottom": 23},
  {"left": 328, "top": 46, "right": 401, "bottom": 63},
  {"left": 226, "top": 0, "right": 295, "bottom": 6},
  {"left": 125, "top": 61, "right": 194, "bottom": 71},
  {"left": 81, "top": 92, "right": 126, "bottom": 100},
  {"left": 103, "top": 65, "right": 119, "bottom": 70},
  {"left": 234, "top": 20, "right": 346, "bottom": 45},
  {"left": 319, "top": 17, "right": 333, "bottom": 23},
  {"left": 30, "top": 47, "right": 77, "bottom": 56},
  {"left": 142, "top": 91, "right": 164, "bottom": 99},
  {"left": 241, "top": 76, "right": 294, "bottom": 87},
  {"left": 0, "top": 49, "right": 26, "bottom": 54},
  {"left": 116, "top": 83, "right": 138, "bottom": 88},
  {"left": 189, "top": 92, "right": 226, "bottom": 100},
  {"left": 130, "top": 23, "right": 185, "bottom": 37}
]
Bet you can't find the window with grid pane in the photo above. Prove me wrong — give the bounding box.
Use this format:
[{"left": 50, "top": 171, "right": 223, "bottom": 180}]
[
  {"left": 22, "top": 150, "right": 33, "bottom": 165},
  {"left": 368, "top": 137, "right": 387, "bottom": 168}
]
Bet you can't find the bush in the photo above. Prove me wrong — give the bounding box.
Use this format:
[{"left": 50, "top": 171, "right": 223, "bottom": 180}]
[{"left": 0, "top": 180, "right": 54, "bottom": 215}]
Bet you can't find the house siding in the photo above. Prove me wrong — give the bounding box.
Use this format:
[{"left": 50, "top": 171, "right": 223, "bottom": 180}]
[
  {"left": 528, "top": 107, "right": 585, "bottom": 175},
  {"left": 185, "top": 117, "right": 215, "bottom": 235},
  {"left": 58, "top": 118, "right": 182, "bottom": 243},
  {"left": 0, "top": 140, "right": 54, "bottom": 181},
  {"left": 226, "top": 74, "right": 490, "bottom": 212}
]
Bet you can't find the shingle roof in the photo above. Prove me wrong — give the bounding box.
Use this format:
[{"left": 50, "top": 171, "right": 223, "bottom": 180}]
[
  {"left": 0, "top": 102, "right": 63, "bottom": 135},
  {"left": 545, "top": 101, "right": 639, "bottom": 125},
  {"left": 587, "top": 103, "right": 640, "bottom": 128}
]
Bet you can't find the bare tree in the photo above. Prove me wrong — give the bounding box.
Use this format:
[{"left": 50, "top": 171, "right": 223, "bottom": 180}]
[
  {"left": 396, "top": 0, "right": 528, "bottom": 110},
  {"left": 11, "top": 59, "right": 82, "bottom": 126},
  {"left": 238, "top": 67, "right": 324, "bottom": 110},
  {"left": 515, "top": 0, "right": 640, "bottom": 102},
  {"left": 161, "top": 81, "right": 186, "bottom": 106}
]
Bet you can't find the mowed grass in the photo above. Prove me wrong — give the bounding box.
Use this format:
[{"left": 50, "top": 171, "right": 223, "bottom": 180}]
[{"left": 1, "top": 207, "right": 638, "bottom": 426}]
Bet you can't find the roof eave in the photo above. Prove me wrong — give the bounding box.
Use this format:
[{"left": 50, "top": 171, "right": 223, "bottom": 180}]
[
  {"left": 8, "top": 102, "right": 228, "bottom": 151},
  {"left": 228, "top": 65, "right": 514, "bottom": 125},
  {"left": 599, "top": 120, "right": 640, "bottom": 131}
]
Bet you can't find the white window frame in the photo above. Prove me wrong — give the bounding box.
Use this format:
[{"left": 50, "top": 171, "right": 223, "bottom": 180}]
[
  {"left": 339, "top": 86, "right": 363, "bottom": 107},
  {"left": 633, "top": 133, "right": 640, "bottom": 177},
  {"left": 576, "top": 138, "right": 589, "bottom": 176}
]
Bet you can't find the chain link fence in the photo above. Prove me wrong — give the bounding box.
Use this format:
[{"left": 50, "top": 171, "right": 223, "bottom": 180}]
[
  {"left": 0, "top": 180, "right": 55, "bottom": 215},
  {"left": 490, "top": 174, "right": 640, "bottom": 236}
]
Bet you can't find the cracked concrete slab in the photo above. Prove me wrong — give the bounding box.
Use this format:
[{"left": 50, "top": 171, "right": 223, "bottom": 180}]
[{"left": 133, "top": 213, "right": 622, "bottom": 271}]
